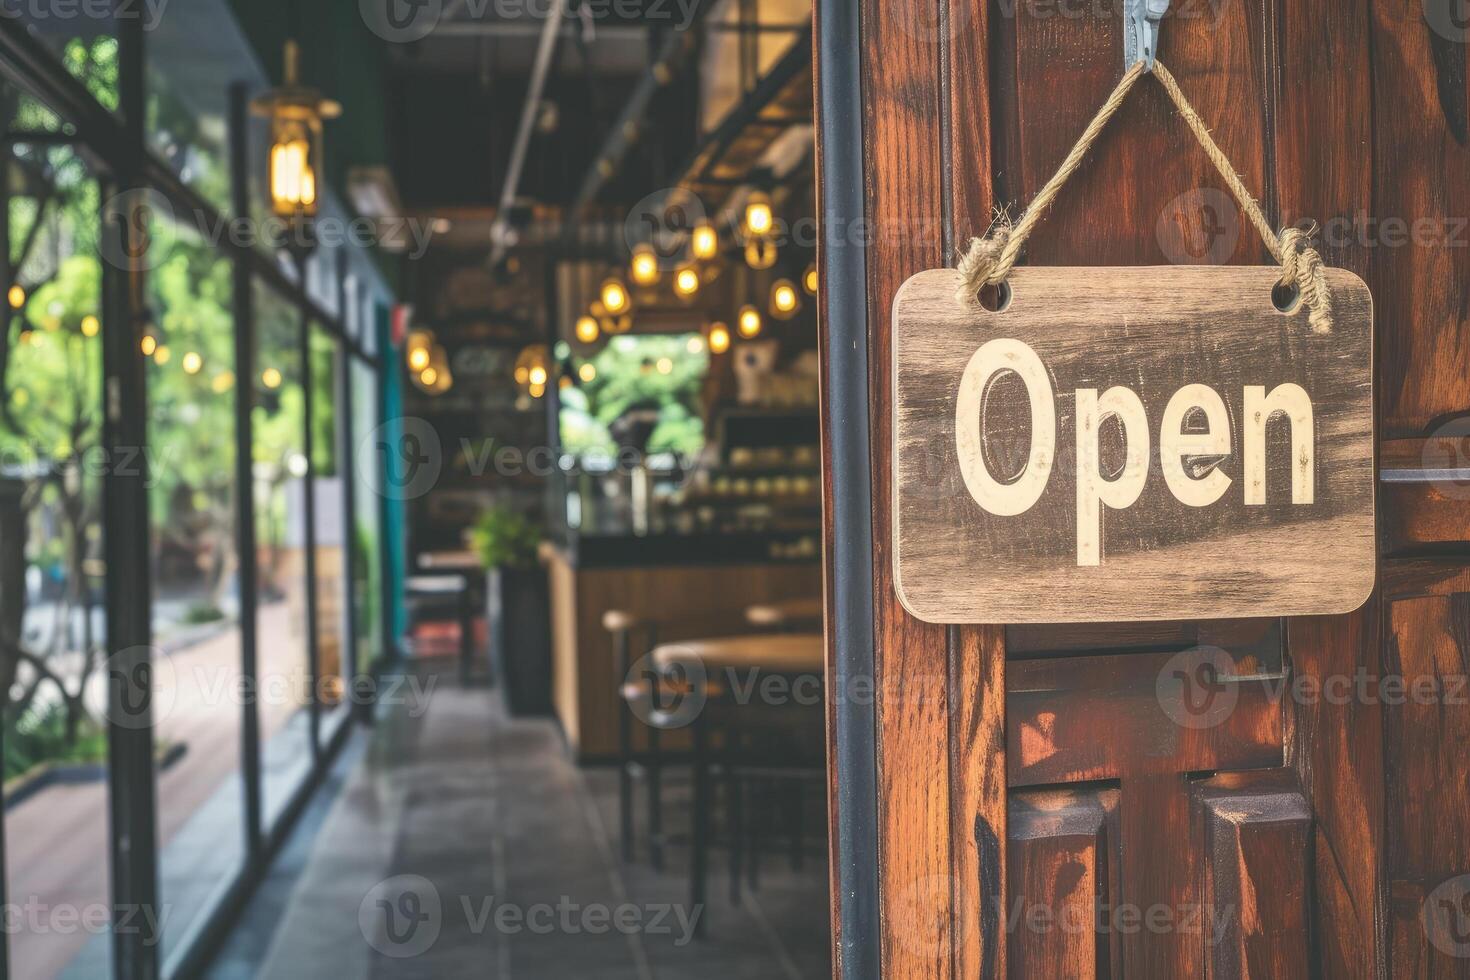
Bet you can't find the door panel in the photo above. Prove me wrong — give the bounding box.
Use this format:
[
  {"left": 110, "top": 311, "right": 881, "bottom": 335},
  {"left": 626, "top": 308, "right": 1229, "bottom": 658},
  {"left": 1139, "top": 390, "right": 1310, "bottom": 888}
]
[{"left": 828, "top": 0, "right": 1470, "bottom": 975}]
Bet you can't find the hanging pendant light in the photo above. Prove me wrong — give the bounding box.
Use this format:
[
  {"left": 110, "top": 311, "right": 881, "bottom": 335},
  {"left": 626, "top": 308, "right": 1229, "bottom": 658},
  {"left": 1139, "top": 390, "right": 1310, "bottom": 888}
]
[{"left": 251, "top": 40, "right": 341, "bottom": 224}]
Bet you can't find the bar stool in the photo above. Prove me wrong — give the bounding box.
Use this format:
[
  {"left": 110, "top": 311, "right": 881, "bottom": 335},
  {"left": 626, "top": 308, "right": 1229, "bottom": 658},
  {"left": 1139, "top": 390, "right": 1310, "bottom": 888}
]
[
  {"left": 404, "top": 574, "right": 474, "bottom": 682},
  {"left": 604, "top": 609, "right": 667, "bottom": 867},
  {"left": 650, "top": 632, "right": 824, "bottom": 934}
]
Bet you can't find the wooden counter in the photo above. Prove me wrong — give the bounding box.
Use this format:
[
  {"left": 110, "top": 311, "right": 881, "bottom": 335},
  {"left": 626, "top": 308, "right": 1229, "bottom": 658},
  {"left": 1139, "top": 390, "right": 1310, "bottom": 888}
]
[{"left": 545, "top": 542, "right": 821, "bottom": 760}]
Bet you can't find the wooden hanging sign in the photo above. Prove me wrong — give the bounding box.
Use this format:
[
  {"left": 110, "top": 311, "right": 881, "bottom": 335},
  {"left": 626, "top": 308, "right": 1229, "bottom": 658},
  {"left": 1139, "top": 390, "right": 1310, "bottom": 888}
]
[{"left": 891, "top": 265, "right": 1375, "bottom": 624}]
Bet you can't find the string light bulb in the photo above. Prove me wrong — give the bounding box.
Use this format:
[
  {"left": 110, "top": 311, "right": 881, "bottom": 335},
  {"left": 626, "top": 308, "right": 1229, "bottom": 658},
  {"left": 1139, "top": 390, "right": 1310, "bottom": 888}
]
[
  {"left": 737, "top": 305, "right": 763, "bottom": 339},
  {"left": 262, "top": 367, "right": 283, "bottom": 389},
  {"left": 690, "top": 221, "right": 719, "bottom": 260},
  {"left": 575, "top": 315, "right": 600, "bottom": 344},
  {"left": 81, "top": 315, "right": 100, "bottom": 337},
  {"left": 182, "top": 351, "right": 203, "bottom": 375},
  {"left": 744, "top": 237, "right": 777, "bottom": 270},
  {"left": 630, "top": 244, "right": 659, "bottom": 286},
  {"left": 706, "top": 322, "right": 731, "bottom": 354},
  {"left": 770, "top": 279, "right": 800, "bottom": 319},
  {"left": 674, "top": 266, "right": 700, "bottom": 297},
  {"left": 804, "top": 263, "right": 818, "bottom": 295},
  {"left": 743, "top": 192, "right": 773, "bottom": 237},
  {"left": 600, "top": 277, "right": 631, "bottom": 316},
  {"left": 7, "top": 284, "right": 25, "bottom": 309}
]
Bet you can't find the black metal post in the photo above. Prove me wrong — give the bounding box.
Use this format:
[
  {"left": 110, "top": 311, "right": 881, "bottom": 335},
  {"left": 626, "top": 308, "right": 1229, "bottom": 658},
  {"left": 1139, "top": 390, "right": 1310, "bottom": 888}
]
[
  {"left": 228, "top": 81, "right": 263, "bottom": 859},
  {"left": 817, "top": 0, "right": 882, "bottom": 974},
  {"left": 101, "top": 13, "right": 161, "bottom": 977}
]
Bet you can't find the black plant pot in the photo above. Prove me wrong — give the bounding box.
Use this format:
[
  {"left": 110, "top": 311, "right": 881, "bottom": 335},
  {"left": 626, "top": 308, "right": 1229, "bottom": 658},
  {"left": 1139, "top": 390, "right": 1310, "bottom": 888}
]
[{"left": 486, "top": 565, "right": 552, "bottom": 716}]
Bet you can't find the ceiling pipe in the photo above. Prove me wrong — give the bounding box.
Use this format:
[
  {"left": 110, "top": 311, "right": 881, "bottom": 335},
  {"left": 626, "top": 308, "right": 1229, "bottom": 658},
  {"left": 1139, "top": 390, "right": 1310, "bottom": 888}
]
[{"left": 487, "top": 0, "right": 567, "bottom": 268}]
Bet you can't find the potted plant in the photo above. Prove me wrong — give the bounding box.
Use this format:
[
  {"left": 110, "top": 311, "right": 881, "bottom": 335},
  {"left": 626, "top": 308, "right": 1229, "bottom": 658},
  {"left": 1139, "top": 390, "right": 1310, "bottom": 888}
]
[{"left": 472, "top": 507, "right": 551, "bottom": 715}]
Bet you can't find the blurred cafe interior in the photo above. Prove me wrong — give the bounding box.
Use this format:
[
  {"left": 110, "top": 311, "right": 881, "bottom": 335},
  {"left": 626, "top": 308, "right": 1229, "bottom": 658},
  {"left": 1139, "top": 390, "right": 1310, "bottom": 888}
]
[{"left": 0, "top": 0, "right": 829, "bottom": 977}]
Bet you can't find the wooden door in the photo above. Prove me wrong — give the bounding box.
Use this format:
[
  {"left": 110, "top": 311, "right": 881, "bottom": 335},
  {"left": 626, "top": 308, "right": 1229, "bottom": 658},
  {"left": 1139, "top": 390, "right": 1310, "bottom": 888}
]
[{"left": 816, "top": 0, "right": 1470, "bottom": 976}]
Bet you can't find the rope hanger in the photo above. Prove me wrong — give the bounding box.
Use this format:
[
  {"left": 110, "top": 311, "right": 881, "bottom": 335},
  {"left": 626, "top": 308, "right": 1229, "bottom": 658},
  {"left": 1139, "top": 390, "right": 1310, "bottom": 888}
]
[{"left": 955, "top": 60, "right": 1334, "bottom": 334}]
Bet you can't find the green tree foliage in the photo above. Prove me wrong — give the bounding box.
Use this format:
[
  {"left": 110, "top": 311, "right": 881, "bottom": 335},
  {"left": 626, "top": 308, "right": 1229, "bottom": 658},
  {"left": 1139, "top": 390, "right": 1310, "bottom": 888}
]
[{"left": 559, "top": 334, "right": 707, "bottom": 459}]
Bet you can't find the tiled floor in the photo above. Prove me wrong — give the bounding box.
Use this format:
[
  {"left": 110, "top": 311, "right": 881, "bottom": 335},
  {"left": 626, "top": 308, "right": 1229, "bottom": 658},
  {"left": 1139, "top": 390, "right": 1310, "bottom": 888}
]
[{"left": 208, "top": 661, "right": 831, "bottom": 979}]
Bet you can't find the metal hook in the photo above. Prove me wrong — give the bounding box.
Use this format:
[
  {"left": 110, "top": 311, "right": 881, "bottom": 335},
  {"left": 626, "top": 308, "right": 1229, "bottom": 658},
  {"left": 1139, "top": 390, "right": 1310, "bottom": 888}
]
[{"left": 1125, "top": 0, "right": 1169, "bottom": 71}]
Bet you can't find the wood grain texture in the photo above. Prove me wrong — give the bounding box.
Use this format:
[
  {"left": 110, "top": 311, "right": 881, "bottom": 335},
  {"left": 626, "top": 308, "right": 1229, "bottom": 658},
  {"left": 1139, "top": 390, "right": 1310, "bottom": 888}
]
[
  {"left": 892, "top": 265, "right": 1376, "bottom": 622},
  {"left": 1384, "top": 589, "right": 1470, "bottom": 978},
  {"left": 1194, "top": 771, "right": 1313, "bottom": 979},
  {"left": 859, "top": 0, "right": 954, "bottom": 975},
  {"left": 1368, "top": 0, "right": 1470, "bottom": 434},
  {"left": 1287, "top": 602, "right": 1387, "bottom": 979},
  {"left": 1007, "top": 787, "right": 1120, "bottom": 979},
  {"left": 943, "top": 1, "right": 1008, "bottom": 977}
]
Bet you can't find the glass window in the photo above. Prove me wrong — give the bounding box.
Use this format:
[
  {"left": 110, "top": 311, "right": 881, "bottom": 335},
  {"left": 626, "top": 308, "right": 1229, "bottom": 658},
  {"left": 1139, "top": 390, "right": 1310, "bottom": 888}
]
[
  {"left": 18, "top": 20, "right": 120, "bottom": 113},
  {"left": 559, "top": 333, "right": 709, "bottom": 459},
  {"left": 1, "top": 127, "right": 113, "bottom": 980},
  {"left": 350, "top": 358, "right": 381, "bottom": 675},
  {"left": 309, "top": 324, "right": 349, "bottom": 737},
  {"left": 146, "top": 0, "right": 259, "bottom": 214},
  {"left": 251, "top": 281, "right": 312, "bottom": 827},
  {"left": 145, "top": 216, "right": 245, "bottom": 957}
]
